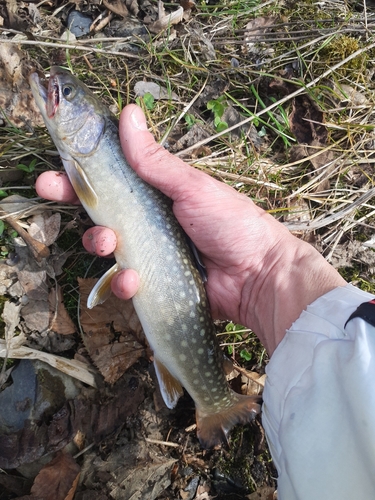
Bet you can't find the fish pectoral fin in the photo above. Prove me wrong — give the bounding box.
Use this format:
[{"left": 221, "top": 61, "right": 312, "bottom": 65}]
[
  {"left": 154, "top": 357, "right": 184, "bottom": 409},
  {"left": 61, "top": 157, "right": 98, "bottom": 209},
  {"left": 196, "top": 392, "right": 262, "bottom": 449},
  {"left": 87, "top": 263, "right": 120, "bottom": 309}
]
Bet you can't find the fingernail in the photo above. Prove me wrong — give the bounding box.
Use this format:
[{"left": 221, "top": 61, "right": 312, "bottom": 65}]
[{"left": 130, "top": 107, "right": 148, "bottom": 131}]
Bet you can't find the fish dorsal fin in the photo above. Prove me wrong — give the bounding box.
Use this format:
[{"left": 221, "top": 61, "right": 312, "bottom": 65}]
[
  {"left": 61, "top": 157, "right": 98, "bottom": 209},
  {"left": 87, "top": 263, "right": 120, "bottom": 309},
  {"left": 154, "top": 357, "right": 184, "bottom": 409}
]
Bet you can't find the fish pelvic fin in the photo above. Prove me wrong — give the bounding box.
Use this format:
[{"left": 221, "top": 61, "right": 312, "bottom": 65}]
[
  {"left": 154, "top": 357, "right": 184, "bottom": 409},
  {"left": 87, "top": 263, "right": 120, "bottom": 308},
  {"left": 196, "top": 392, "right": 262, "bottom": 449}
]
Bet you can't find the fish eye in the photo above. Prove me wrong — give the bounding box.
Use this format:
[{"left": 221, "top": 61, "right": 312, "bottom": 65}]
[{"left": 62, "top": 85, "right": 74, "bottom": 99}]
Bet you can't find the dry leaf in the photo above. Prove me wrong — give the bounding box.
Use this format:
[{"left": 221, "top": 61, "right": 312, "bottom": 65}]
[
  {"left": 148, "top": 0, "right": 184, "bottom": 33},
  {"left": 102, "top": 0, "right": 129, "bottom": 17},
  {"left": 49, "top": 286, "right": 76, "bottom": 335},
  {"left": 246, "top": 486, "right": 276, "bottom": 499},
  {"left": 2, "top": 300, "right": 21, "bottom": 341},
  {"left": 111, "top": 459, "right": 177, "bottom": 500},
  {"left": 241, "top": 371, "right": 266, "bottom": 396},
  {"left": 79, "top": 278, "right": 145, "bottom": 384},
  {"left": 134, "top": 81, "right": 179, "bottom": 101},
  {"left": 244, "top": 16, "right": 276, "bottom": 51},
  {"left": 30, "top": 451, "right": 80, "bottom": 500},
  {"left": 0, "top": 195, "right": 42, "bottom": 220},
  {"left": 337, "top": 83, "right": 369, "bottom": 106},
  {"left": 0, "top": 43, "right": 44, "bottom": 128},
  {"left": 289, "top": 94, "right": 327, "bottom": 145},
  {"left": 28, "top": 213, "right": 61, "bottom": 247},
  {"left": 288, "top": 94, "right": 336, "bottom": 191}
]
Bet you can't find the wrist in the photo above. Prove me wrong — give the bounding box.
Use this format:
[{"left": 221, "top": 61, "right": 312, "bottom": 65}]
[{"left": 241, "top": 231, "right": 347, "bottom": 355}]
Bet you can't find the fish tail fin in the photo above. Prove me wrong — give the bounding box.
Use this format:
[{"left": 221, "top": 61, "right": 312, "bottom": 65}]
[{"left": 195, "top": 392, "right": 262, "bottom": 449}]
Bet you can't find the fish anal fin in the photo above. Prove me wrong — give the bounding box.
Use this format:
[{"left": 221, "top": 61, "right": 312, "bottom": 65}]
[
  {"left": 154, "top": 357, "right": 184, "bottom": 409},
  {"left": 196, "top": 392, "right": 262, "bottom": 449},
  {"left": 223, "top": 355, "right": 234, "bottom": 375},
  {"left": 61, "top": 157, "right": 98, "bottom": 209},
  {"left": 87, "top": 263, "right": 120, "bottom": 309}
]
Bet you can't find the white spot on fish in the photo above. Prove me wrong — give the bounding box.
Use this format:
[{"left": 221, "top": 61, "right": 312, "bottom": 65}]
[
  {"left": 179, "top": 354, "right": 187, "bottom": 362},
  {"left": 180, "top": 291, "right": 186, "bottom": 299},
  {"left": 184, "top": 271, "right": 191, "bottom": 276},
  {"left": 181, "top": 340, "right": 188, "bottom": 348},
  {"left": 197, "top": 348, "right": 204, "bottom": 355}
]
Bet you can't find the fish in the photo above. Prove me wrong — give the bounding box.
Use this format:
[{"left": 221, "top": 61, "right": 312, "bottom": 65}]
[{"left": 29, "top": 66, "right": 261, "bottom": 448}]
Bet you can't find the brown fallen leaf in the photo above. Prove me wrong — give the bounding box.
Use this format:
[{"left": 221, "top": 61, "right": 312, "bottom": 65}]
[
  {"left": 289, "top": 94, "right": 327, "bottom": 145},
  {"left": 286, "top": 89, "right": 335, "bottom": 192},
  {"left": 28, "top": 212, "right": 61, "bottom": 248},
  {"left": 0, "top": 43, "right": 43, "bottom": 128},
  {"left": 244, "top": 16, "right": 276, "bottom": 52},
  {"left": 30, "top": 451, "right": 80, "bottom": 500},
  {"left": 79, "top": 278, "right": 145, "bottom": 384},
  {"left": 49, "top": 286, "right": 76, "bottom": 335},
  {"left": 148, "top": 0, "right": 184, "bottom": 33},
  {"left": 246, "top": 486, "right": 277, "bottom": 499},
  {"left": 102, "top": 0, "right": 129, "bottom": 17}
]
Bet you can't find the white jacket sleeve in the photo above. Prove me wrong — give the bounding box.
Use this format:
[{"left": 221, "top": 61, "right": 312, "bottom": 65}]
[{"left": 262, "top": 284, "right": 375, "bottom": 500}]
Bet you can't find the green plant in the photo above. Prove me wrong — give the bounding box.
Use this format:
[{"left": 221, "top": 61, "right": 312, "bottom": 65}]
[
  {"left": 207, "top": 96, "right": 228, "bottom": 132},
  {"left": 136, "top": 92, "right": 155, "bottom": 111},
  {"left": 16, "top": 158, "right": 37, "bottom": 173}
]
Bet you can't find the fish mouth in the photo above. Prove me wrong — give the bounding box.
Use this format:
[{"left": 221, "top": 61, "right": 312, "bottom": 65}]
[
  {"left": 29, "top": 69, "right": 60, "bottom": 120},
  {"left": 46, "top": 74, "right": 60, "bottom": 119}
]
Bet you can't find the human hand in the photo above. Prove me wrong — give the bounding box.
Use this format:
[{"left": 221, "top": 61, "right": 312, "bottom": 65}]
[{"left": 36, "top": 104, "right": 346, "bottom": 354}]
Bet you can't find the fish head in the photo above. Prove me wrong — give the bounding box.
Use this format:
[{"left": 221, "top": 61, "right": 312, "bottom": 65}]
[{"left": 29, "top": 66, "right": 111, "bottom": 157}]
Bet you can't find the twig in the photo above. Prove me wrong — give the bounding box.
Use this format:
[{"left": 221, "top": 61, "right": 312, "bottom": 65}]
[
  {"left": 145, "top": 437, "right": 180, "bottom": 448},
  {"left": 0, "top": 207, "right": 50, "bottom": 261}
]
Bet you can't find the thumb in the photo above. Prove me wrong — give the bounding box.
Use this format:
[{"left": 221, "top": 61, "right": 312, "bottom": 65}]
[{"left": 119, "top": 104, "right": 210, "bottom": 201}]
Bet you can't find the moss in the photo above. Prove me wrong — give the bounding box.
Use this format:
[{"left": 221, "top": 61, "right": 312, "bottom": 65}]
[{"left": 320, "top": 35, "right": 367, "bottom": 78}]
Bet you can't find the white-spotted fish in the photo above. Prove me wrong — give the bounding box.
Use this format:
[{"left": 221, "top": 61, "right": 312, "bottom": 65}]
[{"left": 30, "top": 67, "right": 261, "bottom": 448}]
